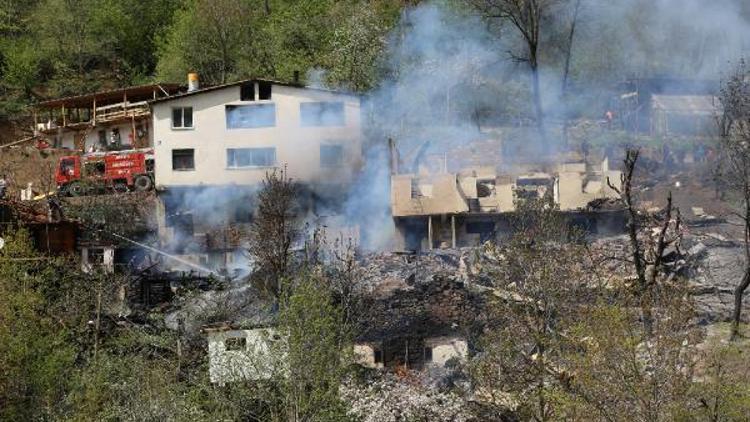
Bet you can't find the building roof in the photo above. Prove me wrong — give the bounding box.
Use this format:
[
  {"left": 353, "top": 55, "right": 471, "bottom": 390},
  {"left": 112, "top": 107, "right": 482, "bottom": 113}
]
[
  {"left": 35, "top": 83, "right": 182, "bottom": 109},
  {"left": 652, "top": 95, "right": 721, "bottom": 115},
  {"left": 148, "top": 78, "right": 359, "bottom": 105}
]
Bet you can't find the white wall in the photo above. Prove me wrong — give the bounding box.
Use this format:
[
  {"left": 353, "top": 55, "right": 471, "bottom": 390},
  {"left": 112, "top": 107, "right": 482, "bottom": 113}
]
[
  {"left": 354, "top": 343, "right": 384, "bottom": 369},
  {"left": 152, "top": 83, "right": 363, "bottom": 188},
  {"left": 207, "top": 328, "right": 281, "bottom": 385},
  {"left": 425, "top": 337, "right": 468, "bottom": 368}
]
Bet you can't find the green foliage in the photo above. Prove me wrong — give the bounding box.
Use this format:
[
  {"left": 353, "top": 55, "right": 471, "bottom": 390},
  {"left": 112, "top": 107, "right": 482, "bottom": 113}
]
[
  {"left": 276, "top": 272, "right": 353, "bottom": 421},
  {"left": 0, "top": 228, "right": 77, "bottom": 420}
]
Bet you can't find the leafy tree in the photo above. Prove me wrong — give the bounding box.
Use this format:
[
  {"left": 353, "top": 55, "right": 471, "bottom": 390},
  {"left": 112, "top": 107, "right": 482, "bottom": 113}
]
[
  {"left": 0, "top": 228, "right": 76, "bottom": 419},
  {"left": 248, "top": 168, "right": 300, "bottom": 299},
  {"left": 470, "top": 198, "right": 593, "bottom": 421},
  {"left": 156, "top": 0, "right": 256, "bottom": 85},
  {"left": 275, "top": 272, "right": 353, "bottom": 421}
]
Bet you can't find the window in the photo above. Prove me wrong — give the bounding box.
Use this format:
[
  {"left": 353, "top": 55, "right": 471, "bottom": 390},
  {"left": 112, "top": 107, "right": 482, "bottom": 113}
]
[
  {"left": 226, "top": 104, "right": 276, "bottom": 129},
  {"left": 227, "top": 148, "right": 276, "bottom": 168},
  {"left": 172, "top": 149, "right": 195, "bottom": 171},
  {"left": 88, "top": 248, "right": 105, "bottom": 265},
  {"left": 300, "top": 102, "right": 345, "bottom": 127},
  {"left": 172, "top": 107, "right": 193, "bottom": 129},
  {"left": 60, "top": 158, "right": 75, "bottom": 175},
  {"left": 374, "top": 349, "right": 383, "bottom": 364},
  {"left": 97, "top": 130, "right": 106, "bottom": 146},
  {"left": 240, "top": 82, "right": 255, "bottom": 101},
  {"left": 320, "top": 145, "right": 343, "bottom": 168},
  {"left": 225, "top": 337, "right": 246, "bottom": 351},
  {"left": 424, "top": 346, "right": 433, "bottom": 362},
  {"left": 258, "top": 81, "right": 272, "bottom": 100}
]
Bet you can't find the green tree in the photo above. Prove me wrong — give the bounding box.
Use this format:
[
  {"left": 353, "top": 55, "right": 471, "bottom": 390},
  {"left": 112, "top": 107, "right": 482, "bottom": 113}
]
[
  {"left": 276, "top": 272, "right": 353, "bottom": 421},
  {"left": 0, "top": 228, "right": 76, "bottom": 419}
]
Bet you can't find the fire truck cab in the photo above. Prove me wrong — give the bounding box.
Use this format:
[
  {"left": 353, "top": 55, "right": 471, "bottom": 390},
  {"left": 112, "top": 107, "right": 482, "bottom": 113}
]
[{"left": 56, "top": 149, "right": 155, "bottom": 196}]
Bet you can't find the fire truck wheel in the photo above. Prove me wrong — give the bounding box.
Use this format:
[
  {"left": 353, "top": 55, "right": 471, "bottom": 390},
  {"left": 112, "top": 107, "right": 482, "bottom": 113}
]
[
  {"left": 67, "top": 182, "right": 84, "bottom": 197},
  {"left": 134, "top": 175, "right": 153, "bottom": 192}
]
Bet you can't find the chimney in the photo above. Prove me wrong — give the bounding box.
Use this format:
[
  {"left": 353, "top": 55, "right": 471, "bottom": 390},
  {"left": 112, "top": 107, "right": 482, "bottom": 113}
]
[
  {"left": 187, "top": 72, "right": 200, "bottom": 92},
  {"left": 293, "top": 70, "right": 300, "bottom": 84}
]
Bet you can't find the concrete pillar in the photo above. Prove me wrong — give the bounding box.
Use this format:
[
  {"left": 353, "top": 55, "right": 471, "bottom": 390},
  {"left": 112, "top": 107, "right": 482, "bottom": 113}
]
[
  {"left": 427, "top": 216, "right": 433, "bottom": 250},
  {"left": 451, "top": 215, "right": 456, "bottom": 249}
]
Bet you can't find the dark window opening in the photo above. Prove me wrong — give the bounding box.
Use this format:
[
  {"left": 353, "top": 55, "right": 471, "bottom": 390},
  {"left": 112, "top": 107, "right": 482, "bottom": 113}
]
[
  {"left": 172, "top": 149, "right": 195, "bottom": 171},
  {"left": 300, "top": 102, "right": 345, "bottom": 127},
  {"left": 258, "top": 81, "right": 272, "bottom": 100},
  {"left": 477, "top": 180, "right": 495, "bottom": 198},
  {"left": 320, "top": 145, "right": 344, "bottom": 168},
  {"left": 424, "top": 346, "right": 433, "bottom": 362},
  {"left": 374, "top": 349, "right": 383, "bottom": 364},
  {"left": 97, "top": 130, "right": 106, "bottom": 146},
  {"left": 404, "top": 221, "right": 428, "bottom": 252},
  {"left": 172, "top": 107, "right": 193, "bottom": 128},
  {"left": 110, "top": 128, "right": 121, "bottom": 148},
  {"left": 60, "top": 158, "right": 75, "bottom": 175},
  {"left": 225, "top": 337, "right": 246, "bottom": 351},
  {"left": 466, "top": 221, "right": 495, "bottom": 244},
  {"left": 88, "top": 248, "right": 105, "bottom": 265},
  {"left": 241, "top": 82, "right": 255, "bottom": 101},
  {"left": 226, "top": 104, "right": 276, "bottom": 129}
]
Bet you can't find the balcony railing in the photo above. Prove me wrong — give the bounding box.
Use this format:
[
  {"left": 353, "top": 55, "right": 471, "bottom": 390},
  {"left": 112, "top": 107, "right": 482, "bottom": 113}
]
[{"left": 36, "top": 101, "right": 150, "bottom": 133}]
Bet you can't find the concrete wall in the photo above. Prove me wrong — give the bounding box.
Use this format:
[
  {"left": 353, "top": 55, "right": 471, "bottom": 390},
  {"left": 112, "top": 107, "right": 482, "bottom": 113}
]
[
  {"left": 206, "top": 328, "right": 279, "bottom": 385},
  {"left": 354, "top": 343, "right": 384, "bottom": 369},
  {"left": 424, "top": 336, "right": 468, "bottom": 367},
  {"left": 354, "top": 337, "right": 467, "bottom": 370},
  {"left": 152, "top": 83, "right": 363, "bottom": 188},
  {"left": 391, "top": 173, "right": 469, "bottom": 217}
]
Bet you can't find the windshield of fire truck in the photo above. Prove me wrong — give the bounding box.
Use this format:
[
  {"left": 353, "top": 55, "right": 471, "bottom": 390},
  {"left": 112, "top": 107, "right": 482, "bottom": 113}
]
[{"left": 60, "top": 158, "right": 75, "bottom": 175}]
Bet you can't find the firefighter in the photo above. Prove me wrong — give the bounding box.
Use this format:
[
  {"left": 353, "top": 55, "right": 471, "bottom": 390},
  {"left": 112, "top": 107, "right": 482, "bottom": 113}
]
[
  {"left": 604, "top": 110, "right": 614, "bottom": 129},
  {"left": 0, "top": 175, "right": 6, "bottom": 199}
]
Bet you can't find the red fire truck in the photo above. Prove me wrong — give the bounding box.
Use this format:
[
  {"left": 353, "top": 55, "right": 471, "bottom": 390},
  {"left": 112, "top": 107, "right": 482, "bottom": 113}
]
[{"left": 56, "top": 149, "right": 155, "bottom": 196}]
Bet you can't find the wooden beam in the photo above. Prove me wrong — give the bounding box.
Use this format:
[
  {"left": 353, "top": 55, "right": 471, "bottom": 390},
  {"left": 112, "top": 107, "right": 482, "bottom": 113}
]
[
  {"left": 92, "top": 97, "right": 96, "bottom": 124},
  {"left": 61, "top": 105, "right": 66, "bottom": 127}
]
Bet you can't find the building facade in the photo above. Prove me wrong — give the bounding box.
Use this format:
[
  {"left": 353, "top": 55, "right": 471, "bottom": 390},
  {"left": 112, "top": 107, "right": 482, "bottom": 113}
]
[
  {"left": 149, "top": 79, "right": 364, "bottom": 271},
  {"left": 150, "top": 79, "right": 363, "bottom": 189}
]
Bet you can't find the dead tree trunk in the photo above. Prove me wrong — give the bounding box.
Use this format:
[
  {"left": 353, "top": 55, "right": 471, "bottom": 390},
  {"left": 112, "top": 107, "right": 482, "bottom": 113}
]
[
  {"left": 561, "top": 0, "right": 582, "bottom": 149},
  {"left": 608, "top": 149, "right": 681, "bottom": 336},
  {"left": 730, "top": 187, "right": 750, "bottom": 340}
]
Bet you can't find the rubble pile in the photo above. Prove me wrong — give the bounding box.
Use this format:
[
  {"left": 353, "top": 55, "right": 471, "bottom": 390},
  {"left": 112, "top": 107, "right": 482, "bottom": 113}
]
[
  {"left": 684, "top": 234, "right": 749, "bottom": 322},
  {"left": 341, "top": 373, "right": 471, "bottom": 422},
  {"left": 357, "top": 274, "right": 482, "bottom": 343},
  {"left": 354, "top": 227, "right": 750, "bottom": 325},
  {"left": 358, "top": 251, "right": 466, "bottom": 296}
]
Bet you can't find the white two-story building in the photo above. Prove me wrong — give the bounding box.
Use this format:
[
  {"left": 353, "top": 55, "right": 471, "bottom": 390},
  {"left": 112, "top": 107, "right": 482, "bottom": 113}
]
[
  {"left": 150, "top": 78, "right": 363, "bottom": 188},
  {"left": 149, "top": 78, "right": 364, "bottom": 271}
]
